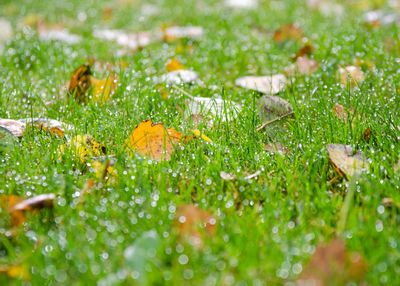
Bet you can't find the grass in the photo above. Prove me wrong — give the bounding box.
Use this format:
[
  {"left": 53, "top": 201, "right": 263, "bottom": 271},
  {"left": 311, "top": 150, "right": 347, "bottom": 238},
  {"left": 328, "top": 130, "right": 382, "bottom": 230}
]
[{"left": 1, "top": 0, "right": 400, "bottom": 284}]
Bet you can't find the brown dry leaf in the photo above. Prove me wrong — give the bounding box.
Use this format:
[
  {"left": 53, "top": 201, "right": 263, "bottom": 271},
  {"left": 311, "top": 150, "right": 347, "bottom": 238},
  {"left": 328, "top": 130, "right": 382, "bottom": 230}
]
[
  {"left": 332, "top": 103, "right": 350, "bottom": 121},
  {"left": 394, "top": 159, "right": 400, "bottom": 173},
  {"left": 297, "top": 239, "right": 367, "bottom": 286},
  {"left": 7, "top": 193, "right": 55, "bottom": 227},
  {"left": 102, "top": 7, "right": 113, "bottom": 21},
  {"left": 338, "top": 66, "right": 365, "bottom": 88},
  {"left": 68, "top": 65, "right": 117, "bottom": 103},
  {"left": 258, "top": 95, "right": 293, "bottom": 122},
  {"left": 0, "top": 195, "right": 25, "bottom": 226},
  {"left": 294, "top": 43, "right": 314, "bottom": 60},
  {"left": 166, "top": 58, "right": 185, "bottom": 72},
  {"left": 125, "top": 120, "right": 182, "bottom": 161},
  {"left": 235, "top": 74, "right": 287, "bottom": 95},
  {"left": 362, "top": 128, "right": 372, "bottom": 142},
  {"left": 0, "top": 264, "right": 30, "bottom": 280},
  {"left": 273, "top": 23, "right": 304, "bottom": 43},
  {"left": 68, "top": 65, "right": 92, "bottom": 103},
  {"left": 0, "top": 119, "right": 25, "bottom": 137},
  {"left": 327, "top": 144, "right": 369, "bottom": 178},
  {"left": 174, "top": 204, "right": 216, "bottom": 248}
]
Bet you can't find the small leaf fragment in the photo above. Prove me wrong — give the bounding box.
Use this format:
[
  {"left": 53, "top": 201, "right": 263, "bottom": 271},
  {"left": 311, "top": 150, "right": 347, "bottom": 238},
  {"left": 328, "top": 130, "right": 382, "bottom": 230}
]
[
  {"left": 273, "top": 23, "right": 304, "bottom": 43},
  {"left": 58, "top": 134, "right": 106, "bottom": 163},
  {"left": 338, "top": 66, "right": 365, "bottom": 88},
  {"left": 258, "top": 95, "right": 293, "bottom": 122},
  {"left": 0, "top": 119, "right": 25, "bottom": 137}
]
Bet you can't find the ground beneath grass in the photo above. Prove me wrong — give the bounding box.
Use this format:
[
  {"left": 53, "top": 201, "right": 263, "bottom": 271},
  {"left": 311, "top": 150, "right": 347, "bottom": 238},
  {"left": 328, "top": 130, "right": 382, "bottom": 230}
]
[{"left": 1, "top": 0, "right": 400, "bottom": 285}]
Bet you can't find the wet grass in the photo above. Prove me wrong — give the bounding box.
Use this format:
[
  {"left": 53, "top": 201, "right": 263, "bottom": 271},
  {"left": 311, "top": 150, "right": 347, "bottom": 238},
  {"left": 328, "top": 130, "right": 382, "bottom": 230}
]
[{"left": 1, "top": 0, "right": 400, "bottom": 285}]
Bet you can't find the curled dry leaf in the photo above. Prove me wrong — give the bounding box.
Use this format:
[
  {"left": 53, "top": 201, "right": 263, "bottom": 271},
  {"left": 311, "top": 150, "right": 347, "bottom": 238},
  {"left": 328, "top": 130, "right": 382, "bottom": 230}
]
[
  {"left": 186, "top": 96, "right": 242, "bottom": 125},
  {"left": 333, "top": 103, "right": 350, "bottom": 121},
  {"left": 235, "top": 74, "right": 287, "bottom": 95},
  {"left": 244, "top": 170, "right": 261, "bottom": 180},
  {"left": 327, "top": 144, "right": 369, "bottom": 178},
  {"left": 174, "top": 204, "right": 216, "bottom": 248},
  {"left": 258, "top": 95, "right": 293, "bottom": 122},
  {"left": 297, "top": 239, "right": 367, "bottom": 286},
  {"left": 58, "top": 134, "right": 106, "bottom": 163},
  {"left": 338, "top": 66, "right": 365, "bottom": 88},
  {"left": 293, "top": 43, "right": 314, "bottom": 60},
  {"left": 163, "top": 26, "right": 204, "bottom": 41},
  {"left": 1, "top": 193, "right": 55, "bottom": 227},
  {"left": 125, "top": 120, "right": 182, "bottom": 161},
  {"left": 68, "top": 65, "right": 117, "bottom": 103},
  {"left": 160, "top": 69, "right": 200, "bottom": 85},
  {"left": 220, "top": 171, "right": 236, "bottom": 181},
  {"left": 273, "top": 23, "right": 304, "bottom": 43},
  {"left": 0, "top": 119, "right": 25, "bottom": 137}
]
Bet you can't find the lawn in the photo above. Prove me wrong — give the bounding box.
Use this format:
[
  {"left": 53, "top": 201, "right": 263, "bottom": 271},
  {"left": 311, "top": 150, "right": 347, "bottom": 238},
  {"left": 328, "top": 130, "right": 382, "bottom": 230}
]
[{"left": 0, "top": 0, "right": 400, "bottom": 285}]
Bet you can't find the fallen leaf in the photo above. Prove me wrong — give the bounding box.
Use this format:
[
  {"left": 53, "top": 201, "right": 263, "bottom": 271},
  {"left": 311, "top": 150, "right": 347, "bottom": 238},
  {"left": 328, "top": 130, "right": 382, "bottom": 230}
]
[
  {"left": 90, "top": 159, "right": 118, "bottom": 184},
  {"left": 362, "top": 128, "right": 372, "bottom": 142},
  {"left": 20, "top": 118, "right": 74, "bottom": 137},
  {"left": 293, "top": 43, "right": 314, "bottom": 60},
  {"left": 265, "top": 143, "right": 289, "bottom": 155},
  {"left": 364, "top": 10, "right": 400, "bottom": 27},
  {"left": 90, "top": 75, "right": 118, "bottom": 103},
  {"left": 68, "top": 65, "right": 92, "bottom": 103},
  {"left": 244, "top": 170, "right": 261, "bottom": 180},
  {"left": 166, "top": 58, "right": 185, "bottom": 72},
  {"left": 332, "top": 103, "right": 350, "bottom": 121},
  {"left": 174, "top": 204, "right": 216, "bottom": 248},
  {"left": 327, "top": 144, "right": 369, "bottom": 178},
  {"left": 394, "top": 159, "right": 400, "bottom": 173},
  {"left": 307, "top": 0, "right": 344, "bottom": 17},
  {"left": 186, "top": 96, "right": 242, "bottom": 125},
  {"left": 8, "top": 193, "right": 55, "bottom": 227},
  {"left": 58, "top": 134, "right": 106, "bottom": 163},
  {"left": 258, "top": 95, "right": 293, "bottom": 123},
  {"left": 285, "top": 56, "right": 319, "bottom": 76},
  {"left": 68, "top": 65, "right": 117, "bottom": 103},
  {"left": 0, "top": 264, "right": 30, "bottom": 280},
  {"left": 125, "top": 120, "right": 182, "bottom": 161},
  {"left": 191, "top": 129, "right": 212, "bottom": 143},
  {"left": 93, "top": 29, "right": 154, "bottom": 50},
  {"left": 273, "top": 23, "right": 304, "bottom": 43},
  {"left": 338, "top": 66, "right": 365, "bottom": 88},
  {"left": 0, "top": 119, "right": 25, "bottom": 137},
  {"left": 297, "top": 239, "right": 367, "bottom": 286},
  {"left": 163, "top": 26, "right": 204, "bottom": 41},
  {"left": 220, "top": 171, "right": 236, "bottom": 181},
  {"left": 235, "top": 74, "right": 287, "bottom": 95},
  {"left": 38, "top": 27, "right": 81, "bottom": 44},
  {"left": 160, "top": 69, "right": 200, "bottom": 85}
]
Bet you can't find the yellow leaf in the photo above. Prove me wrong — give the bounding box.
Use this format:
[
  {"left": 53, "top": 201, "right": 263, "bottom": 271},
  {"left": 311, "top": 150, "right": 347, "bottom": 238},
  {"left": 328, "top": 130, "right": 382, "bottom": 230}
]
[
  {"left": 59, "top": 135, "right": 106, "bottom": 163},
  {"left": 166, "top": 58, "right": 185, "bottom": 72},
  {"left": 191, "top": 129, "right": 212, "bottom": 143},
  {"left": 90, "top": 75, "right": 117, "bottom": 103},
  {"left": 0, "top": 265, "right": 30, "bottom": 280},
  {"left": 125, "top": 120, "right": 182, "bottom": 161}
]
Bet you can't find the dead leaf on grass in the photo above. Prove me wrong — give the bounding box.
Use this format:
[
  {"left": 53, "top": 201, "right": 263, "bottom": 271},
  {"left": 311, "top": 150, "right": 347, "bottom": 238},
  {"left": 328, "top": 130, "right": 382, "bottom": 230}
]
[
  {"left": 235, "top": 74, "right": 287, "bottom": 95},
  {"left": 297, "top": 239, "right": 367, "bottom": 286},
  {"left": 265, "top": 143, "right": 289, "bottom": 155},
  {"left": 163, "top": 26, "right": 204, "bottom": 41},
  {"left": 327, "top": 144, "right": 369, "bottom": 178},
  {"left": 174, "top": 204, "right": 216, "bottom": 248},
  {"left": 273, "top": 23, "right": 304, "bottom": 43},
  {"left": 125, "top": 120, "right": 182, "bottom": 161},
  {"left": 338, "top": 66, "right": 365, "bottom": 88},
  {"left": 258, "top": 95, "right": 293, "bottom": 122},
  {"left": 58, "top": 134, "right": 106, "bottom": 163}
]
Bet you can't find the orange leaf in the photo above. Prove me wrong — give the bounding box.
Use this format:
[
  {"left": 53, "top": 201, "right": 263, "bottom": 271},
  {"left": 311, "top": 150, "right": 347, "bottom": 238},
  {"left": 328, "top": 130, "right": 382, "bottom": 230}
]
[
  {"left": 166, "top": 58, "right": 185, "bottom": 72},
  {"left": 68, "top": 65, "right": 92, "bottom": 103},
  {"left": 273, "top": 23, "right": 304, "bottom": 43},
  {"left": 293, "top": 43, "right": 314, "bottom": 60},
  {"left": 298, "top": 239, "right": 367, "bottom": 286},
  {"left": 125, "top": 120, "right": 182, "bottom": 161},
  {"left": 174, "top": 204, "right": 216, "bottom": 248}
]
